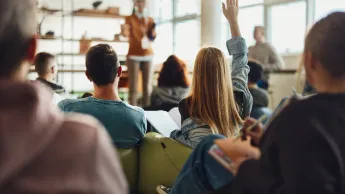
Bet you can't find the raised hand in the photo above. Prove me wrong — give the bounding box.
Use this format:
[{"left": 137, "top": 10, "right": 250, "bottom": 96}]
[
  {"left": 222, "top": 0, "right": 239, "bottom": 24},
  {"left": 222, "top": 0, "right": 241, "bottom": 37}
]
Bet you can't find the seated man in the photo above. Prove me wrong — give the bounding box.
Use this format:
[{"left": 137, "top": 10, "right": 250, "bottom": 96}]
[
  {"left": 58, "top": 44, "right": 147, "bottom": 148},
  {"left": 247, "top": 60, "right": 272, "bottom": 123},
  {"left": 34, "top": 52, "right": 65, "bottom": 94}
]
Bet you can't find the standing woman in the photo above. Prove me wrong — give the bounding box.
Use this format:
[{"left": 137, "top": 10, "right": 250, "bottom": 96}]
[{"left": 122, "top": 0, "right": 157, "bottom": 106}]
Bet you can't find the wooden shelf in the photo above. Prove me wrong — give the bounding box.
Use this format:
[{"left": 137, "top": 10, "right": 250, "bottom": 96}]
[
  {"left": 40, "top": 7, "right": 62, "bottom": 14},
  {"left": 72, "top": 10, "right": 126, "bottom": 19},
  {"left": 38, "top": 35, "right": 62, "bottom": 40}
]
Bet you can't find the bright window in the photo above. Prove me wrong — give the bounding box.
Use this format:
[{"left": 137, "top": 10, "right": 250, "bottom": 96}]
[
  {"left": 176, "top": 0, "right": 201, "bottom": 17},
  {"left": 153, "top": 23, "right": 174, "bottom": 63},
  {"left": 314, "top": 0, "right": 345, "bottom": 21},
  {"left": 175, "top": 19, "right": 200, "bottom": 61},
  {"left": 220, "top": 15, "right": 230, "bottom": 54},
  {"left": 238, "top": 5, "right": 264, "bottom": 47},
  {"left": 159, "top": 0, "right": 173, "bottom": 20},
  {"left": 239, "top": 0, "right": 264, "bottom": 7},
  {"left": 271, "top": 1, "right": 307, "bottom": 54}
]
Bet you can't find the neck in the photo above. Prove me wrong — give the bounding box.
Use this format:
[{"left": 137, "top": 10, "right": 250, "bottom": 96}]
[
  {"left": 248, "top": 83, "right": 258, "bottom": 89},
  {"left": 11, "top": 62, "right": 30, "bottom": 81},
  {"left": 256, "top": 39, "right": 266, "bottom": 44},
  {"left": 314, "top": 75, "right": 345, "bottom": 94},
  {"left": 39, "top": 74, "right": 54, "bottom": 82},
  {"left": 93, "top": 83, "right": 121, "bottom": 101}
]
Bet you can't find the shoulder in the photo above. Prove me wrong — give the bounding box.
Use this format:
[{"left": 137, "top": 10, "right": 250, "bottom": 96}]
[
  {"left": 56, "top": 113, "right": 128, "bottom": 192},
  {"left": 252, "top": 88, "right": 269, "bottom": 96},
  {"left": 148, "top": 17, "right": 155, "bottom": 23},
  {"left": 58, "top": 98, "right": 84, "bottom": 110},
  {"left": 121, "top": 102, "right": 145, "bottom": 117},
  {"left": 269, "top": 95, "right": 325, "bottom": 130},
  {"left": 264, "top": 42, "right": 278, "bottom": 51},
  {"left": 179, "top": 97, "right": 190, "bottom": 107},
  {"left": 125, "top": 14, "right": 136, "bottom": 23},
  {"left": 126, "top": 14, "right": 135, "bottom": 20}
]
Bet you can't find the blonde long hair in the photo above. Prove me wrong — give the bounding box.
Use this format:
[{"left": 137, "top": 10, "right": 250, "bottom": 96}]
[{"left": 188, "top": 47, "right": 243, "bottom": 137}]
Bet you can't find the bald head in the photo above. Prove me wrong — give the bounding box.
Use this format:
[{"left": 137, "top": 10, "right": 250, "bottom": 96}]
[{"left": 0, "top": 0, "right": 37, "bottom": 78}]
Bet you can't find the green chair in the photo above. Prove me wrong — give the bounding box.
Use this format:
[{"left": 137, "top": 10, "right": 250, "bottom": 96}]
[
  {"left": 138, "top": 132, "right": 193, "bottom": 194},
  {"left": 118, "top": 147, "right": 139, "bottom": 191}
]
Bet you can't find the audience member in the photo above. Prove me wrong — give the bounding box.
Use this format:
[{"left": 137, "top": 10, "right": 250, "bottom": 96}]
[
  {"left": 159, "top": 10, "right": 345, "bottom": 194},
  {"left": 169, "top": 0, "right": 253, "bottom": 149},
  {"left": 248, "top": 61, "right": 269, "bottom": 107},
  {"left": 34, "top": 52, "right": 65, "bottom": 94},
  {"left": 58, "top": 44, "right": 147, "bottom": 148},
  {"left": 247, "top": 60, "right": 272, "bottom": 122},
  {"left": 0, "top": 0, "right": 127, "bottom": 193},
  {"left": 148, "top": 55, "right": 190, "bottom": 111}
]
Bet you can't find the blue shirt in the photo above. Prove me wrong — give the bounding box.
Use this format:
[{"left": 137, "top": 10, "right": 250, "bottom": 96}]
[{"left": 58, "top": 97, "right": 147, "bottom": 148}]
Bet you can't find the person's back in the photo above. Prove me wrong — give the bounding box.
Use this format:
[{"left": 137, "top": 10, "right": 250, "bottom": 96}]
[
  {"left": 149, "top": 55, "right": 190, "bottom": 111},
  {"left": 59, "top": 97, "right": 146, "bottom": 148},
  {"left": 249, "top": 87, "right": 268, "bottom": 108},
  {"left": 0, "top": 82, "right": 127, "bottom": 193},
  {"left": 170, "top": 8, "right": 253, "bottom": 148},
  {"left": 59, "top": 44, "right": 146, "bottom": 148},
  {"left": 0, "top": 1, "right": 127, "bottom": 193},
  {"left": 247, "top": 61, "right": 269, "bottom": 108}
]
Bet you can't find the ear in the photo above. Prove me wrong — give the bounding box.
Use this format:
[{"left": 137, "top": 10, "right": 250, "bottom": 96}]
[
  {"left": 51, "top": 66, "right": 55, "bottom": 74},
  {"left": 85, "top": 71, "right": 92, "bottom": 82},
  {"left": 117, "top": 65, "right": 122, "bottom": 78},
  {"left": 304, "top": 51, "right": 317, "bottom": 71},
  {"left": 304, "top": 51, "right": 317, "bottom": 84},
  {"left": 26, "top": 36, "right": 37, "bottom": 63}
]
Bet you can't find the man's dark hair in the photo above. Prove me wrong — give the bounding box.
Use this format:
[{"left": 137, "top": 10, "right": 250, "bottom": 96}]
[
  {"left": 34, "top": 52, "right": 55, "bottom": 77},
  {"left": 248, "top": 61, "right": 263, "bottom": 83},
  {"left": 305, "top": 12, "right": 345, "bottom": 77},
  {"left": 86, "top": 44, "right": 120, "bottom": 86},
  {"left": 0, "top": 0, "right": 37, "bottom": 77}
]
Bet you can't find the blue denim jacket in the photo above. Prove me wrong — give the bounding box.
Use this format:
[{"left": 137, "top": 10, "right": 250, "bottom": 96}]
[{"left": 170, "top": 37, "right": 253, "bottom": 149}]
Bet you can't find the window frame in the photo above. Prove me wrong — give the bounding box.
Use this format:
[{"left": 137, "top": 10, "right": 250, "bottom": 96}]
[{"left": 154, "top": 0, "right": 342, "bottom": 56}]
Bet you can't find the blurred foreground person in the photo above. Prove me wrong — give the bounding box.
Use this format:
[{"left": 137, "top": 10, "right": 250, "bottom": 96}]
[{"left": 0, "top": 0, "right": 128, "bottom": 193}]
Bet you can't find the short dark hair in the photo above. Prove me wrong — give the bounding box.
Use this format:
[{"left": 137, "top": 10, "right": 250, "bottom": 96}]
[
  {"left": 248, "top": 61, "right": 263, "bottom": 83},
  {"left": 0, "top": 0, "right": 37, "bottom": 77},
  {"left": 81, "top": 92, "right": 93, "bottom": 98},
  {"left": 305, "top": 12, "right": 345, "bottom": 77},
  {"left": 158, "top": 55, "right": 190, "bottom": 87},
  {"left": 34, "top": 52, "right": 55, "bottom": 76},
  {"left": 86, "top": 44, "right": 119, "bottom": 86}
]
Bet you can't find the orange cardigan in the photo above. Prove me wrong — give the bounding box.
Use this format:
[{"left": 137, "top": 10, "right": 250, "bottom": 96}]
[{"left": 125, "top": 14, "right": 155, "bottom": 56}]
